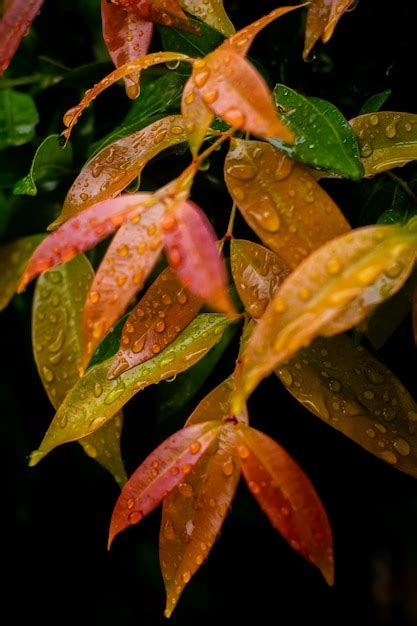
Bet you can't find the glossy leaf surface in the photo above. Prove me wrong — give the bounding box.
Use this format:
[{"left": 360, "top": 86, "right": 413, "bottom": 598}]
[
  {"left": 224, "top": 139, "right": 349, "bottom": 269},
  {"left": 179, "top": 0, "right": 234, "bottom": 36},
  {"left": 304, "top": 0, "right": 353, "bottom": 60},
  {"left": 237, "top": 424, "right": 333, "bottom": 584},
  {"left": 235, "top": 224, "right": 417, "bottom": 405},
  {"left": 276, "top": 334, "right": 417, "bottom": 478},
  {"left": 0, "top": 90, "right": 38, "bottom": 149},
  {"left": 360, "top": 90, "right": 392, "bottom": 115},
  {"left": 272, "top": 85, "right": 362, "bottom": 180},
  {"left": 111, "top": 0, "right": 196, "bottom": 31},
  {"left": 162, "top": 200, "right": 235, "bottom": 315},
  {"left": 0, "top": 234, "right": 44, "bottom": 310},
  {"left": 180, "top": 80, "right": 213, "bottom": 156},
  {"left": 109, "top": 420, "right": 221, "bottom": 547},
  {"left": 350, "top": 112, "right": 417, "bottom": 177},
  {"left": 29, "top": 314, "right": 229, "bottom": 464},
  {"left": 101, "top": 0, "right": 154, "bottom": 99},
  {"left": 0, "top": 0, "right": 44, "bottom": 73},
  {"left": 54, "top": 115, "right": 186, "bottom": 228},
  {"left": 109, "top": 266, "right": 202, "bottom": 377}
]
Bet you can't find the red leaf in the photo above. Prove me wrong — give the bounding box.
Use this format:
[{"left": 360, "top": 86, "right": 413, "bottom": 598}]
[
  {"left": 111, "top": 0, "right": 198, "bottom": 31},
  {"left": 101, "top": 0, "right": 154, "bottom": 99},
  {"left": 17, "top": 193, "right": 152, "bottom": 292},
  {"left": 237, "top": 424, "right": 334, "bottom": 585},
  {"left": 162, "top": 200, "right": 236, "bottom": 316},
  {"left": 0, "top": 0, "right": 44, "bottom": 74},
  {"left": 108, "top": 420, "right": 221, "bottom": 547}
]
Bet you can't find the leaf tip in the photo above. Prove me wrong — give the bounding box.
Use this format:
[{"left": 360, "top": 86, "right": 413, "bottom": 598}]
[
  {"left": 28, "top": 449, "right": 44, "bottom": 467},
  {"left": 320, "top": 554, "right": 335, "bottom": 587}
]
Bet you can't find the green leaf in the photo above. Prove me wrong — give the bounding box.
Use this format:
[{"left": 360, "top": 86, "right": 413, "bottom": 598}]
[
  {"left": 270, "top": 84, "right": 363, "bottom": 180},
  {"left": 360, "top": 90, "right": 392, "bottom": 115},
  {"left": 0, "top": 90, "right": 39, "bottom": 150},
  {"left": 13, "top": 135, "right": 73, "bottom": 196},
  {"left": 158, "top": 17, "right": 224, "bottom": 57},
  {"left": 0, "top": 234, "right": 44, "bottom": 311},
  {"left": 88, "top": 313, "right": 129, "bottom": 369},
  {"left": 29, "top": 314, "right": 229, "bottom": 465}
]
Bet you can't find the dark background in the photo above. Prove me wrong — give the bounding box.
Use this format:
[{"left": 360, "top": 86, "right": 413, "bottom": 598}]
[{"left": 3, "top": 1, "right": 417, "bottom": 625}]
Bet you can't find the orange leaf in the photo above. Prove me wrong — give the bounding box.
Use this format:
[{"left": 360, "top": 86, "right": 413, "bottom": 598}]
[
  {"left": 0, "top": 0, "right": 44, "bottom": 74},
  {"left": 112, "top": 0, "right": 198, "bottom": 32},
  {"left": 52, "top": 115, "right": 187, "bottom": 229},
  {"left": 186, "top": 376, "right": 236, "bottom": 425},
  {"left": 108, "top": 420, "right": 221, "bottom": 548},
  {"left": 237, "top": 424, "right": 334, "bottom": 585},
  {"left": 162, "top": 200, "right": 236, "bottom": 316},
  {"left": 224, "top": 139, "right": 350, "bottom": 269},
  {"left": 181, "top": 81, "right": 214, "bottom": 156},
  {"left": 108, "top": 266, "right": 202, "bottom": 378},
  {"left": 304, "top": 0, "right": 354, "bottom": 60},
  {"left": 101, "top": 0, "right": 154, "bottom": 99},
  {"left": 17, "top": 193, "right": 152, "bottom": 292},
  {"left": 82, "top": 198, "right": 167, "bottom": 369}
]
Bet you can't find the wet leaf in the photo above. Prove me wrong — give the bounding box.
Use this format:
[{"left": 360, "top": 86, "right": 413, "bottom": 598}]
[
  {"left": 109, "top": 266, "right": 202, "bottom": 377},
  {"left": 101, "top": 0, "right": 154, "bottom": 99},
  {"left": 413, "top": 286, "right": 417, "bottom": 346},
  {"left": 276, "top": 334, "right": 417, "bottom": 478},
  {"left": 271, "top": 84, "right": 363, "bottom": 180},
  {"left": 237, "top": 424, "right": 333, "bottom": 584},
  {"left": 17, "top": 192, "right": 153, "bottom": 292},
  {"left": 304, "top": 0, "right": 354, "bottom": 60},
  {"left": 32, "top": 255, "right": 126, "bottom": 485},
  {"left": 230, "top": 239, "right": 290, "bottom": 319},
  {"left": 109, "top": 420, "right": 221, "bottom": 547},
  {"left": 162, "top": 200, "right": 235, "bottom": 315},
  {"left": 179, "top": 0, "right": 234, "bottom": 36},
  {"left": 81, "top": 198, "right": 166, "bottom": 369},
  {"left": 53, "top": 116, "right": 187, "bottom": 228},
  {"left": 0, "top": 0, "right": 44, "bottom": 73},
  {"left": 235, "top": 223, "right": 417, "bottom": 406},
  {"left": 359, "top": 90, "right": 392, "bottom": 115},
  {"left": 111, "top": 0, "right": 197, "bottom": 32},
  {"left": 29, "top": 313, "right": 229, "bottom": 465},
  {"left": 89, "top": 314, "right": 129, "bottom": 369},
  {"left": 350, "top": 112, "right": 417, "bottom": 177},
  {"left": 13, "top": 135, "right": 73, "bottom": 196},
  {"left": 180, "top": 80, "right": 213, "bottom": 156},
  {"left": 224, "top": 139, "right": 350, "bottom": 269},
  {"left": 159, "top": 15, "right": 224, "bottom": 56},
  {"left": 0, "top": 234, "right": 44, "bottom": 310},
  {"left": 0, "top": 90, "right": 39, "bottom": 150}
]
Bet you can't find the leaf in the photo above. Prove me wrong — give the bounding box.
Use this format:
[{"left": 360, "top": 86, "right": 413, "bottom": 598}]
[
  {"left": 224, "top": 139, "right": 350, "bottom": 270},
  {"left": 413, "top": 286, "right": 417, "bottom": 346},
  {"left": 81, "top": 199, "right": 166, "bottom": 369},
  {"left": 17, "top": 192, "right": 152, "bottom": 292},
  {"left": 271, "top": 85, "right": 363, "bottom": 180},
  {"left": 234, "top": 223, "right": 417, "bottom": 407},
  {"left": 0, "top": 90, "right": 39, "bottom": 150},
  {"left": 237, "top": 424, "right": 333, "bottom": 585},
  {"left": 350, "top": 112, "right": 417, "bottom": 177},
  {"left": 359, "top": 90, "right": 392, "bottom": 115},
  {"left": 180, "top": 80, "right": 213, "bottom": 156},
  {"left": 159, "top": 15, "right": 224, "bottom": 57},
  {"left": 304, "top": 0, "right": 354, "bottom": 60},
  {"left": 13, "top": 135, "right": 73, "bottom": 196},
  {"left": 28, "top": 313, "right": 229, "bottom": 465},
  {"left": 230, "top": 239, "right": 290, "bottom": 319},
  {"left": 179, "top": 0, "right": 234, "bottom": 37},
  {"left": 109, "top": 420, "right": 221, "bottom": 547},
  {"left": 0, "top": 234, "right": 44, "bottom": 311},
  {"left": 162, "top": 200, "right": 235, "bottom": 315},
  {"left": 109, "top": 266, "right": 202, "bottom": 377},
  {"left": 61, "top": 51, "right": 190, "bottom": 142},
  {"left": 53, "top": 116, "right": 186, "bottom": 229},
  {"left": 32, "top": 255, "right": 126, "bottom": 485},
  {"left": 276, "top": 334, "right": 417, "bottom": 478},
  {"left": 101, "top": 0, "right": 154, "bottom": 99},
  {"left": 0, "top": 0, "right": 44, "bottom": 73},
  {"left": 89, "top": 314, "right": 129, "bottom": 369},
  {"left": 111, "top": 0, "right": 197, "bottom": 32}
]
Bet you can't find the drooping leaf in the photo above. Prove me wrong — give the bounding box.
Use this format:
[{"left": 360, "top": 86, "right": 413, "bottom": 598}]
[
  {"left": 0, "top": 90, "right": 39, "bottom": 150},
  {"left": 234, "top": 222, "right": 417, "bottom": 407},
  {"left": 277, "top": 334, "right": 417, "bottom": 477},
  {"left": 109, "top": 266, "right": 202, "bottom": 377},
  {"left": 159, "top": 15, "right": 224, "bottom": 56},
  {"left": 350, "top": 112, "right": 417, "bottom": 177},
  {"left": 109, "top": 420, "right": 221, "bottom": 547},
  {"left": 32, "top": 255, "right": 126, "bottom": 485},
  {"left": 53, "top": 115, "right": 186, "bottom": 228},
  {"left": 180, "top": 80, "right": 213, "bottom": 156},
  {"left": 271, "top": 85, "right": 363, "bottom": 180},
  {"left": 237, "top": 424, "right": 333, "bottom": 584},
  {"left": 224, "top": 139, "right": 350, "bottom": 269},
  {"left": 359, "top": 90, "right": 392, "bottom": 115},
  {"left": 0, "top": 234, "right": 44, "bottom": 311},
  {"left": 304, "top": 0, "right": 354, "bottom": 60},
  {"left": 101, "top": 0, "right": 154, "bottom": 99},
  {"left": 230, "top": 239, "right": 290, "bottom": 319},
  {"left": 13, "top": 135, "right": 73, "bottom": 196},
  {"left": 29, "top": 314, "right": 229, "bottom": 465},
  {"left": 81, "top": 199, "right": 166, "bottom": 369},
  {"left": 162, "top": 200, "right": 235, "bottom": 316},
  {"left": 0, "top": 0, "right": 44, "bottom": 73},
  {"left": 17, "top": 192, "right": 153, "bottom": 292},
  {"left": 111, "top": 0, "right": 197, "bottom": 32},
  {"left": 179, "top": 0, "right": 234, "bottom": 36},
  {"left": 61, "top": 51, "right": 190, "bottom": 142}
]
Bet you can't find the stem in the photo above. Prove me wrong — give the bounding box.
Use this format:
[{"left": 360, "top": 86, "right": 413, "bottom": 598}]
[
  {"left": 387, "top": 171, "right": 417, "bottom": 206},
  {"left": 0, "top": 74, "right": 41, "bottom": 87}
]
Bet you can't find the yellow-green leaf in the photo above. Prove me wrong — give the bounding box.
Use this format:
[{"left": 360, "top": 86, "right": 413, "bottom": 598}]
[
  {"left": 0, "top": 234, "right": 44, "bottom": 311},
  {"left": 179, "top": 0, "right": 235, "bottom": 37}
]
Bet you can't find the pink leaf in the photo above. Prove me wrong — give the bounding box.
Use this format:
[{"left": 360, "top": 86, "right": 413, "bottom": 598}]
[{"left": 0, "top": 0, "right": 44, "bottom": 74}]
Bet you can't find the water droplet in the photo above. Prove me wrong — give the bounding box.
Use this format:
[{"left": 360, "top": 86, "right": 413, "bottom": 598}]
[
  {"left": 273, "top": 298, "right": 286, "bottom": 313},
  {"left": 329, "top": 379, "right": 341, "bottom": 393},
  {"left": 182, "top": 571, "right": 191, "bottom": 584},
  {"left": 127, "top": 497, "right": 135, "bottom": 510},
  {"left": 94, "top": 382, "right": 103, "bottom": 398},
  {"left": 385, "top": 118, "right": 399, "bottom": 139},
  {"left": 202, "top": 89, "right": 218, "bottom": 104},
  {"left": 128, "top": 510, "right": 143, "bottom": 524},
  {"left": 182, "top": 464, "right": 192, "bottom": 474},
  {"left": 248, "top": 480, "right": 260, "bottom": 494},
  {"left": 42, "top": 365, "right": 54, "bottom": 383},
  {"left": 84, "top": 444, "right": 97, "bottom": 458},
  {"left": 104, "top": 382, "right": 126, "bottom": 405},
  {"left": 393, "top": 437, "right": 410, "bottom": 457},
  {"left": 404, "top": 122, "right": 412, "bottom": 132},
  {"left": 155, "top": 320, "right": 166, "bottom": 333},
  {"left": 218, "top": 503, "right": 228, "bottom": 517},
  {"left": 238, "top": 445, "right": 249, "bottom": 459},
  {"left": 170, "top": 467, "right": 179, "bottom": 476},
  {"left": 196, "top": 554, "right": 204, "bottom": 565},
  {"left": 222, "top": 458, "right": 234, "bottom": 476},
  {"left": 369, "top": 114, "right": 379, "bottom": 126},
  {"left": 360, "top": 142, "right": 373, "bottom": 158},
  {"left": 299, "top": 287, "right": 311, "bottom": 301},
  {"left": 176, "top": 291, "right": 188, "bottom": 305},
  {"left": 89, "top": 291, "right": 100, "bottom": 303},
  {"left": 363, "top": 390, "right": 375, "bottom": 400},
  {"left": 407, "top": 410, "right": 417, "bottom": 422},
  {"left": 380, "top": 450, "right": 397, "bottom": 465},
  {"left": 178, "top": 482, "right": 193, "bottom": 498},
  {"left": 152, "top": 343, "right": 161, "bottom": 354},
  {"left": 326, "top": 258, "right": 341, "bottom": 275},
  {"left": 279, "top": 368, "right": 293, "bottom": 387},
  {"left": 365, "top": 428, "right": 376, "bottom": 438},
  {"left": 59, "top": 414, "right": 68, "bottom": 429},
  {"left": 227, "top": 163, "right": 257, "bottom": 180},
  {"left": 132, "top": 336, "right": 146, "bottom": 353},
  {"left": 194, "top": 69, "right": 209, "bottom": 88},
  {"left": 223, "top": 108, "right": 245, "bottom": 128}
]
